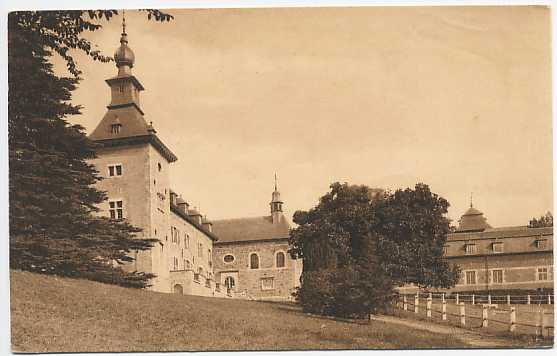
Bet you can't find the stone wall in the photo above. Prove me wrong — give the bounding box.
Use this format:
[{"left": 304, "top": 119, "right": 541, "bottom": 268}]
[{"left": 213, "top": 239, "right": 301, "bottom": 300}]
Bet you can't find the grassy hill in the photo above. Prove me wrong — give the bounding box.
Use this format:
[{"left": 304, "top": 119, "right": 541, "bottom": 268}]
[{"left": 10, "top": 270, "right": 469, "bottom": 352}]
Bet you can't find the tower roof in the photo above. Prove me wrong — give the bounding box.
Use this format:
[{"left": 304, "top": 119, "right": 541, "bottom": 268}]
[
  {"left": 456, "top": 204, "right": 491, "bottom": 232},
  {"left": 88, "top": 16, "right": 177, "bottom": 163},
  {"left": 271, "top": 173, "right": 283, "bottom": 203}
]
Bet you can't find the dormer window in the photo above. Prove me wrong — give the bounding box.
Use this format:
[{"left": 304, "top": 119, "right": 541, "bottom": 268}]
[
  {"left": 464, "top": 243, "right": 477, "bottom": 255},
  {"left": 111, "top": 123, "right": 122, "bottom": 134},
  {"left": 492, "top": 241, "right": 504, "bottom": 253}
]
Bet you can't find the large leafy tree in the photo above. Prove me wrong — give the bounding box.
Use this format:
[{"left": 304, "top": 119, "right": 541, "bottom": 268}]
[
  {"left": 289, "top": 182, "right": 458, "bottom": 317},
  {"left": 289, "top": 183, "right": 394, "bottom": 317},
  {"left": 374, "top": 183, "right": 459, "bottom": 289},
  {"left": 8, "top": 10, "right": 172, "bottom": 288}
]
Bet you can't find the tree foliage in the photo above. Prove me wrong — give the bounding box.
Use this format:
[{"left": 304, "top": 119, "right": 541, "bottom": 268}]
[
  {"left": 289, "top": 182, "right": 459, "bottom": 317},
  {"left": 374, "top": 183, "right": 460, "bottom": 288},
  {"left": 528, "top": 211, "right": 553, "bottom": 228},
  {"left": 8, "top": 10, "right": 172, "bottom": 288}
]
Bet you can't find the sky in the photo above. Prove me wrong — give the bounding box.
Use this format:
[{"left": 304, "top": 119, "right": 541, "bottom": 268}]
[{"left": 57, "top": 6, "right": 552, "bottom": 227}]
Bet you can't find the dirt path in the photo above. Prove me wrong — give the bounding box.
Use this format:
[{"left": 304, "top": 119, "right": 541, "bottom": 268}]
[{"left": 371, "top": 314, "right": 512, "bottom": 348}]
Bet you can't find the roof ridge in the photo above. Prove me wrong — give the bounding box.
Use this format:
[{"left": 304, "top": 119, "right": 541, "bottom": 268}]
[{"left": 212, "top": 215, "right": 271, "bottom": 223}]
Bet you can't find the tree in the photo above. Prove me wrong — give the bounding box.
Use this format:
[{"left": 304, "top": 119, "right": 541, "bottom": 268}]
[
  {"left": 289, "top": 182, "right": 459, "bottom": 317},
  {"left": 528, "top": 211, "right": 553, "bottom": 228},
  {"left": 374, "top": 183, "right": 460, "bottom": 289},
  {"left": 8, "top": 10, "right": 172, "bottom": 288},
  {"left": 289, "top": 183, "right": 394, "bottom": 317}
]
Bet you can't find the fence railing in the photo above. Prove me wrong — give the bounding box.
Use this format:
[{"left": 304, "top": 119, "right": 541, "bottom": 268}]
[
  {"left": 404, "top": 291, "right": 553, "bottom": 305},
  {"left": 396, "top": 292, "right": 554, "bottom": 337}
]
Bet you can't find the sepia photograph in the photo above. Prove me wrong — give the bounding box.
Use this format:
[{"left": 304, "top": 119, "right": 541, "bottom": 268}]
[{"left": 4, "top": 2, "right": 554, "bottom": 354}]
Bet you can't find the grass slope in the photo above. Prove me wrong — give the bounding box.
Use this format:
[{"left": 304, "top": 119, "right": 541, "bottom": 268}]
[{"left": 10, "top": 270, "right": 469, "bottom": 352}]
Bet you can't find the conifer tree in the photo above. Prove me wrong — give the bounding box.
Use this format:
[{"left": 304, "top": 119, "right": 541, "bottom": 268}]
[{"left": 8, "top": 10, "right": 172, "bottom": 288}]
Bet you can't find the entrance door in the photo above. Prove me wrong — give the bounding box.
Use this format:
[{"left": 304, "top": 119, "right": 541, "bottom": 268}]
[
  {"left": 221, "top": 272, "right": 239, "bottom": 291},
  {"left": 173, "top": 284, "right": 183, "bottom": 294}
]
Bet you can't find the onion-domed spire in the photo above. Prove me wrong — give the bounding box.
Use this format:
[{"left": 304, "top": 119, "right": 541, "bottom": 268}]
[{"left": 114, "top": 10, "right": 135, "bottom": 74}]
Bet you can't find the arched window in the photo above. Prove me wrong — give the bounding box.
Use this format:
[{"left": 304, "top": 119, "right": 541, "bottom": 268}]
[
  {"left": 224, "top": 276, "right": 235, "bottom": 290},
  {"left": 250, "top": 253, "right": 259, "bottom": 269},
  {"left": 276, "top": 252, "right": 285, "bottom": 268}
]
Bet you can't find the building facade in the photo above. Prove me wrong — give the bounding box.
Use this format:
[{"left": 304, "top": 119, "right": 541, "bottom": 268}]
[
  {"left": 211, "top": 184, "right": 302, "bottom": 301},
  {"left": 400, "top": 204, "right": 554, "bottom": 295},
  {"left": 444, "top": 205, "right": 553, "bottom": 293},
  {"left": 88, "top": 25, "right": 225, "bottom": 297}
]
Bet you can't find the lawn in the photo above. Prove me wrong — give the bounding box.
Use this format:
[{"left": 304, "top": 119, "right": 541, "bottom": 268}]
[{"left": 10, "top": 270, "right": 471, "bottom": 352}]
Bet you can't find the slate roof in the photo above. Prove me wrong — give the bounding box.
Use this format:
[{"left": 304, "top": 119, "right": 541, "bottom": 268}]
[
  {"left": 448, "top": 226, "right": 553, "bottom": 241},
  {"left": 456, "top": 206, "right": 492, "bottom": 232},
  {"left": 89, "top": 105, "right": 178, "bottom": 163},
  {"left": 212, "top": 216, "right": 291, "bottom": 244},
  {"left": 170, "top": 204, "right": 218, "bottom": 241},
  {"left": 89, "top": 105, "right": 150, "bottom": 141}
]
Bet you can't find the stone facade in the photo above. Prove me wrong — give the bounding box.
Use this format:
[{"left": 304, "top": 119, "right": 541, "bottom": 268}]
[
  {"left": 443, "top": 226, "right": 553, "bottom": 293},
  {"left": 213, "top": 239, "right": 302, "bottom": 300},
  {"left": 399, "top": 205, "right": 554, "bottom": 294},
  {"left": 88, "top": 26, "right": 223, "bottom": 296},
  {"left": 211, "top": 182, "right": 302, "bottom": 301}
]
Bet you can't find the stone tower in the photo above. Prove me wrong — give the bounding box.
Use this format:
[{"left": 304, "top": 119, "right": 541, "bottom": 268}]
[{"left": 88, "top": 19, "right": 178, "bottom": 291}]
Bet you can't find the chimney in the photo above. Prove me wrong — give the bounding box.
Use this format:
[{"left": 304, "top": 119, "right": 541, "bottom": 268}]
[
  {"left": 188, "top": 208, "right": 203, "bottom": 225},
  {"left": 202, "top": 216, "right": 213, "bottom": 233},
  {"left": 175, "top": 196, "right": 187, "bottom": 214}
]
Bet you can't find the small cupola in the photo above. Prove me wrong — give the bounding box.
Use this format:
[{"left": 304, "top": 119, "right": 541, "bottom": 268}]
[{"left": 456, "top": 195, "right": 491, "bottom": 232}]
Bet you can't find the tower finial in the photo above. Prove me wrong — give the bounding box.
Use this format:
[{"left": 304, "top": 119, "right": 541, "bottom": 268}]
[
  {"left": 274, "top": 173, "right": 277, "bottom": 192},
  {"left": 470, "top": 192, "right": 473, "bottom": 208},
  {"left": 122, "top": 9, "right": 126, "bottom": 35}
]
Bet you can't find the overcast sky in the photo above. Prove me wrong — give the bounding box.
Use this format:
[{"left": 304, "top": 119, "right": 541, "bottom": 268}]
[{"left": 58, "top": 6, "right": 551, "bottom": 227}]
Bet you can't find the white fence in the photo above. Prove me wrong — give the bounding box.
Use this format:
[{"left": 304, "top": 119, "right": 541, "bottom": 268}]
[{"left": 396, "top": 292, "right": 554, "bottom": 337}]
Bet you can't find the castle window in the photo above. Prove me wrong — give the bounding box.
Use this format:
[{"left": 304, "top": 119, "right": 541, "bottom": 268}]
[
  {"left": 464, "top": 243, "right": 477, "bottom": 255},
  {"left": 443, "top": 245, "right": 449, "bottom": 255},
  {"left": 198, "top": 243, "right": 203, "bottom": 258},
  {"left": 185, "top": 234, "right": 190, "bottom": 249},
  {"left": 537, "top": 267, "right": 549, "bottom": 281},
  {"left": 119, "top": 84, "right": 124, "bottom": 93},
  {"left": 208, "top": 249, "right": 212, "bottom": 264},
  {"left": 223, "top": 254, "right": 234, "bottom": 263},
  {"left": 492, "top": 242, "right": 504, "bottom": 253},
  {"left": 224, "top": 276, "right": 235, "bottom": 290},
  {"left": 173, "top": 257, "right": 178, "bottom": 271},
  {"left": 465, "top": 270, "right": 476, "bottom": 285},
  {"left": 186, "top": 260, "right": 191, "bottom": 269},
  {"left": 491, "top": 269, "right": 504, "bottom": 284},
  {"left": 261, "top": 277, "right": 274, "bottom": 290},
  {"left": 158, "top": 162, "right": 162, "bottom": 172},
  {"left": 109, "top": 200, "right": 123, "bottom": 220},
  {"left": 276, "top": 252, "right": 285, "bottom": 268},
  {"left": 250, "top": 253, "right": 259, "bottom": 269},
  {"left": 108, "top": 164, "right": 123, "bottom": 177},
  {"left": 111, "top": 123, "right": 121, "bottom": 134},
  {"left": 535, "top": 239, "right": 548, "bottom": 249}
]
